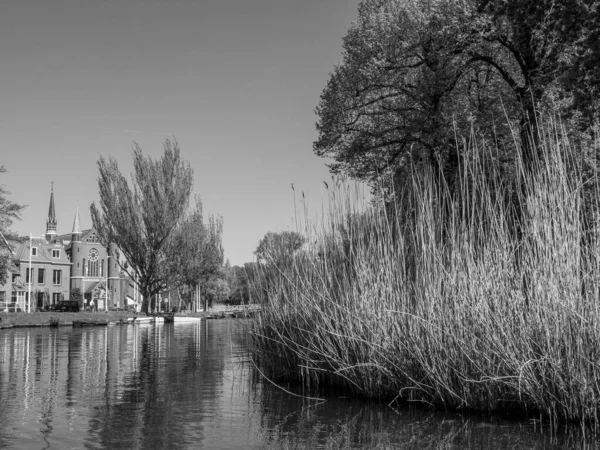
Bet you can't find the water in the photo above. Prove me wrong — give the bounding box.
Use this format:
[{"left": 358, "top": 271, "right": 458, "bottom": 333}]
[{"left": 0, "top": 320, "right": 594, "bottom": 449}]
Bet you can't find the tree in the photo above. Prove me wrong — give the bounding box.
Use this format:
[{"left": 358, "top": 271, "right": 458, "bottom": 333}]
[
  {"left": 202, "top": 276, "right": 230, "bottom": 308},
  {"left": 90, "top": 139, "right": 194, "bottom": 314},
  {"left": 0, "top": 166, "right": 25, "bottom": 285},
  {"left": 478, "top": 0, "right": 600, "bottom": 128},
  {"left": 255, "top": 231, "right": 305, "bottom": 265},
  {"left": 227, "top": 263, "right": 258, "bottom": 305},
  {"left": 314, "top": 0, "right": 600, "bottom": 188},
  {"left": 167, "top": 196, "right": 224, "bottom": 311}
]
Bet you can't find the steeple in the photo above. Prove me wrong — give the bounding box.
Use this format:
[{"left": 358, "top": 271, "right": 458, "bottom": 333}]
[
  {"left": 45, "top": 182, "right": 57, "bottom": 241},
  {"left": 71, "top": 206, "right": 82, "bottom": 242}
]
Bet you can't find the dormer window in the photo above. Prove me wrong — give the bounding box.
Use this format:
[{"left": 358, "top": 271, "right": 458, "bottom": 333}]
[{"left": 52, "top": 249, "right": 61, "bottom": 258}]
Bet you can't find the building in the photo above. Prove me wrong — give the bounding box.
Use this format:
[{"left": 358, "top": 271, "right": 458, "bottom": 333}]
[{"left": 0, "top": 188, "right": 139, "bottom": 312}]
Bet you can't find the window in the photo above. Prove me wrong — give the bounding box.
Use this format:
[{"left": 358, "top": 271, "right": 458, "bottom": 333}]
[
  {"left": 26, "top": 268, "right": 33, "bottom": 284},
  {"left": 0, "top": 292, "right": 5, "bottom": 309},
  {"left": 31, "top": 247, "right": 37, "bottom": 256},
  {"left": 52, "top": 249, "right": 60, "bottom": 258},
  {"left": 86, "top": 232, "right": 99, "bottom": 243},
  {"left": 52, "top": 293, "right": 61, "bottom": 304},
  {"left": 88, "top": 248, "right": 99, "bottom": 277},
  {"left": 53, "top": 270, "right": 62, "bottom": 285},
  {"left": 38, "top": 268, "right": 45, "bottom": 284},
  {"left": 101, "top": 259, "right": 104, "bottom": 277}
]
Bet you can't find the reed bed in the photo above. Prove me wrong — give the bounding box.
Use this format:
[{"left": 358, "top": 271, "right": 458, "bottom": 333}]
[{"left": 250, "top": 118, "right": 600, "bottom": 427}]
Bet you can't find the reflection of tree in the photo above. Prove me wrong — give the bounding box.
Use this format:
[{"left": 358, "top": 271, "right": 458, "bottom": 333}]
[
  {"left": 85, "top": 322, "right": 228, "bottom": 449},
  {"left": 0, "top": 323, "right": 598, "bottom": 448}
]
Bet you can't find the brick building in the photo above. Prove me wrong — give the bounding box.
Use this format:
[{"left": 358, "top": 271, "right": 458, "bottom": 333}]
[{"left": 0, "top": 188, "right": 139, "bottom": 312}]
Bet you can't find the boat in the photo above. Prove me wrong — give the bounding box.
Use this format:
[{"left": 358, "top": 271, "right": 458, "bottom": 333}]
[
  {"left": 173, "top": 316, "right": 203, "bottom": 323},
  {"left": 134, "top": 316, "right": 155, "bottom": 324}
]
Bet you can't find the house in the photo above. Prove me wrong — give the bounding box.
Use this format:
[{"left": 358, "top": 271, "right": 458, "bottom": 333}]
[{"left": 0, "top": 187, "right": 140, "bottom": 312}]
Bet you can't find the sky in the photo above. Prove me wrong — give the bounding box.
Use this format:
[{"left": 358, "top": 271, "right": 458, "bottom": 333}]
[{"left": 0, "top": 0, "right": 360, "bottom": 266}]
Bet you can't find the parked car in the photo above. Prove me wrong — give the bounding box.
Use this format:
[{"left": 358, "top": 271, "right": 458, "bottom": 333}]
[{"left": 53, "top": 300, "right": 81, "bottom": 312}]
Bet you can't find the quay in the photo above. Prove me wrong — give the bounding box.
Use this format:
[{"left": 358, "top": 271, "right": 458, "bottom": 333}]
[{"left": 0, "top": 306, "right": 260, "bottom": 329}]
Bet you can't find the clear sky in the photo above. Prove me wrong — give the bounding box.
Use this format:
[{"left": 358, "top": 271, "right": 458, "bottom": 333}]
[{"left": 0, "top": 0, "right": 360, "bottom": 266}]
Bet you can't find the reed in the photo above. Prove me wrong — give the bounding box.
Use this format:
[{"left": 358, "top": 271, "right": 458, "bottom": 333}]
[{"left": 250, "top": 117, "right": 600, "bottom": 426}]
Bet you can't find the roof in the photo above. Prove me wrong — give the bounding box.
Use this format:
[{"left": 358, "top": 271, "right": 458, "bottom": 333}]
[
  {"left": 84, "top": 280, "right": 106, "bottom": 294},
  {"left": 72, "top": 207, "right": 81, "bottom": 234},
  {"left": 47, "top": 189, "right": 57, "bottom": 224},
  {"left": 14, "top": 238, "right": 71, "bottom": 266}
]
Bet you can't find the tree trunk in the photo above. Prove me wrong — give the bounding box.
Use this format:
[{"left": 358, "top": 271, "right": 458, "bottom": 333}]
[
  {"left": 141, "top": 293, "right": 150, "bottom": 314},
  {"left": 176, "top": 287, "right": 183, "bottom": 312}
]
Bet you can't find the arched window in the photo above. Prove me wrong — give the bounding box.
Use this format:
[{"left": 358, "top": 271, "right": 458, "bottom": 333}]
[
  {"left": 101, "top": 259, "right": 105, "bottom": 277},
  {"left": 88, "top": 248, "right": 99, "bottom": 277}
]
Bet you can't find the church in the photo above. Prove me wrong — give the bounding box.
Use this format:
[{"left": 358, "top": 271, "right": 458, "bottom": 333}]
[{"left": 0, "top": 188, "right": 138, "bottom": 312}]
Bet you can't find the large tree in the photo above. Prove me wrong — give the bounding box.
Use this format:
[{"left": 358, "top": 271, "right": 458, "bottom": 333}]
[
  {"left": 0, "top": 166, "right": 25, "bottom": 285},
  {"left": 90, "top": 139, "right": 194, "bottom": 314},
  {"left": 314, "top": 0, "right": 599, "bottom": 188}
]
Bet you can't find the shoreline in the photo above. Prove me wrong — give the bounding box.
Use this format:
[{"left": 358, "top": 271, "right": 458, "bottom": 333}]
[{"left": 0, "top": 305, "right": 260, "bottom": 329}]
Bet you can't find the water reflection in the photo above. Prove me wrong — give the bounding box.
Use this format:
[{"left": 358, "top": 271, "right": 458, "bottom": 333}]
[{"left": 0, "top": 320, "right": 596, "bottom": 449}]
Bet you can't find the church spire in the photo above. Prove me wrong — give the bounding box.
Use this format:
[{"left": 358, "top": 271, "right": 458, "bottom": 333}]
[
  {"left": 72, "top": 206, "right": 82, "bottom": 241},
  {"left": 46, "top": 182, "right": 57, "bottom": 241}
]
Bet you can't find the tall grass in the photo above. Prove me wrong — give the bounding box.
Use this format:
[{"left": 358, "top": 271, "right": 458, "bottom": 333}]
[{"left": 250, "top": 118, "right": 600, "bottom": 426}]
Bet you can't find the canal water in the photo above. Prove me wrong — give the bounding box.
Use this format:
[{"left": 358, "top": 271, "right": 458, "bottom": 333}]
[{"left": 0, "top": 319, "right": 594, "bottom": 449}]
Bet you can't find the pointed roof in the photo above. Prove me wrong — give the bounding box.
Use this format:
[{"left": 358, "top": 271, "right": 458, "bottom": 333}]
[
  {"left": 72, "top": 206, "right": 81, "bottom": 234},
  {"left": 48, "top": 184, "right": 57, "bottom": 224},
  {"left": 46, "top": 182, "right": 57, "bottom": 239}
]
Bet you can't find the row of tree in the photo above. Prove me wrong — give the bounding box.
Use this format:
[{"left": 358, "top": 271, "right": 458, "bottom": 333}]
[
  {"left": 2, "top": 150, "right": 298, "bottom": 312},
  {"left": 91, "top": 139, "right": 227, "bottom": 313},
  {"left": 90, "top": 140, "right": 305, "bottom": 312}
]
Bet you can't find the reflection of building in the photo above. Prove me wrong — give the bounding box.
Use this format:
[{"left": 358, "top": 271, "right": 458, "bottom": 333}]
[{"left": 0, "top": 187, "right": 140, "bottom": 311}]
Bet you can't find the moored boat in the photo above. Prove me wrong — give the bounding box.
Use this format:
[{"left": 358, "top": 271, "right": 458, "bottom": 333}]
[
  {"left": 134, "top": 316, "right": 155, "bottom": 324},
  {"left": 173, "top": 316, "right": 203, "bottom": 323}
]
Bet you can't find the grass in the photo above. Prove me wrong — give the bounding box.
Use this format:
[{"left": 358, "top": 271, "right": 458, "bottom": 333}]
[{"left": 250, "top": 117, "right": 600, "bottom": 428}]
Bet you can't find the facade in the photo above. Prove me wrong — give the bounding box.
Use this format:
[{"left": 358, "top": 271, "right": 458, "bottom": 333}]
[{"left": 0, "top": 188, "right": 139, "bottom": 312}]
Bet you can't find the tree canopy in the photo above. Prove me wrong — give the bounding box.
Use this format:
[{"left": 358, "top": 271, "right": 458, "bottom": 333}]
[
  {"left": 314, "top": 0, "right": 599, "bottom": 188},
  {"left": 255, "top": 231, "right": 305, "bottom": 265},
  {"left": 167, "top": 196, "right": 225, "bottom": 310},
  {"left": 90, "top": 139, "right": 194, "bottom": 313},
  {"left": 0, "top": 166, "right": 25, "bottom": 285}
]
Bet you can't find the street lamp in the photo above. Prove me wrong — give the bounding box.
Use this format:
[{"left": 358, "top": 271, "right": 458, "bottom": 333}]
[
  {"left": 105, "top": 253, "right": 111, "bottom": 311},
  {"left": 27, "top": 233, "right": 32, "bottom": 313}
]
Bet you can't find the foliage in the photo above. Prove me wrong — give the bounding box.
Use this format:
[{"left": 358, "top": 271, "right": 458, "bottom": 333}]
[
  {"left": 314, "top": 0, "right": 600, "bottom": 188},
  {"left": 252, "top": 117, "right": 600, "bottom": 425},
  {"left": 226, "top": 263, "right": 258, "bottom": 305},
  {"left": 0, "top": 166, "right": 25, "bottom": 285},
  {"left": 479, "top": 0, "right": 600, "bottom": 126},
  {"left": 70, "top": 287, "right": 83, "bottom": 302},
  {"left": 255, "top": 231, "right": 305, "bottom": 265},
  {"left": 254, "top": 231, "right": 305, "bottom": 303},
  {"left": 90, "top": 139, "right": 194, "bottom": 314},
  {"left": 167, "top": 196, "right": 224, "bottom": 310},
  {"left": 202, "top": 275, "right": 230, "bottom": 308}
]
